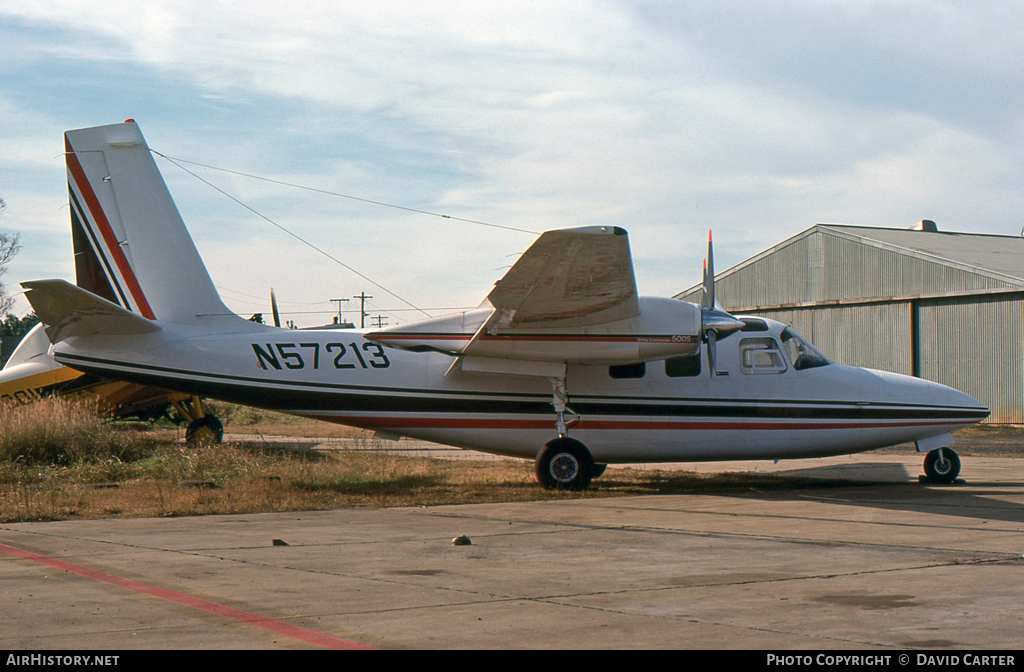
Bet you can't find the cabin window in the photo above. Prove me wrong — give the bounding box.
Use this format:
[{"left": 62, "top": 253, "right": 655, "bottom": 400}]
[
  {"left": 739, "top": 338, "right": 787, "bottom": 374},
  {"left": 609, "top": 362, "right": 646, "bottom": 379},
  {"left": 780, "top": 327, "right": 832, "bottom": 370},
  {"left": 665, "top": 354, "right": 701, "bottom": 377}
]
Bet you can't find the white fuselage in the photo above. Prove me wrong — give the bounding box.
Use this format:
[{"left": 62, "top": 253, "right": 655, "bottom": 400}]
[
  {"left": 50, "top": 315, "right": 988, "bottom": 463},
  {"left": 34, "top": 122, "right": 989, "bottom": 469}
]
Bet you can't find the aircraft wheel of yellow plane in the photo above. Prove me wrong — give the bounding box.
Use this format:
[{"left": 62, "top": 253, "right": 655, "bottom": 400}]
[
  {"left": 535, "top": 437, "right": 594, "bottom": 491},
  {"left": 923, "top": 447, "right": 961, "bottom": 484},
  {"left": 185, "top": 416, "right": 224, "bottom": 447}
]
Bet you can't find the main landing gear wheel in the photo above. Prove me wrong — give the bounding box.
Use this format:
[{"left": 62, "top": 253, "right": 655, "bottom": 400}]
[
  {"left": 535, "top": 438, "right": 594, "bottom": 491},
  {"left": 923, "top": 448, "right": 961, "bottom": 484},
  {"left": 186, "top": 415, "right": 224, "bottom": 447}
]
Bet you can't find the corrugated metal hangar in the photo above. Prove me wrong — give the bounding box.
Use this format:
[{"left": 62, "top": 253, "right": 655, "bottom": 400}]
[{"left": 676, "top": 221, "right": 1024, "bottom": 423}]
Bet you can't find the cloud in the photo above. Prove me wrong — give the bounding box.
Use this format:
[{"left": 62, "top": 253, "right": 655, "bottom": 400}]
[{"left": 0, "top": 1, "right": 1022, "bottom": 322}]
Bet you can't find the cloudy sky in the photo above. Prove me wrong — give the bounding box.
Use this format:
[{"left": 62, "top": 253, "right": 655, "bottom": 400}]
[{"left": 1, "top": 1, "right": 1022, "bottom": 326}]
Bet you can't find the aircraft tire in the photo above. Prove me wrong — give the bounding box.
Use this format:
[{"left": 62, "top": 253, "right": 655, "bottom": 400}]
[
  {"left": 592, "top": 463, "right": 608, "bottom": 479},
  {"left": 186, "top": 416, "right": 224, "bottom": 447},
  {"left": 535, "top": 438, "right": 594, "bottom": 491},
  {"left": 923, "top": 448, "right": 960, "bottom": 484}
]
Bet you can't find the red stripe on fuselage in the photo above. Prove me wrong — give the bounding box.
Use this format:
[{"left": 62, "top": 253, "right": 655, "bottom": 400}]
[
  {"left": 307, "top": 415, "right": 965, "bottom": 432},
  {"left": 372, "top": 334, "right": 699, "bottom": 343},
  {"left": 65, "top": 135, "right": 156, "bottom": 320}
]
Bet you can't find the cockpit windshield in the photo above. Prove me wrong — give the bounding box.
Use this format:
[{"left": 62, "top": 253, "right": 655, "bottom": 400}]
[{"left": 780, "top": 327, "right": 832, "bottom": 371}]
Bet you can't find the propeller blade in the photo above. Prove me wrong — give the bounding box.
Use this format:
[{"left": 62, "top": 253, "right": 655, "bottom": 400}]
[
  {"left": 706, "top": 329, "right": 717, "bottom": 378},
  {"left": 702, "top": 230, "right": 715, "bottom": 310},
  {"left": 699, "top": 229, "right": 744, "bottom": 375},
  {"left": 270, "top": 287, "right": 281, "bottom": 328}
]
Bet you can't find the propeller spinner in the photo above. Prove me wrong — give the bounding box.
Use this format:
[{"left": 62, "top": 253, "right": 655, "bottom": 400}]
[{"left": 700, "top": 231, "right": 744, "bottom": 376}]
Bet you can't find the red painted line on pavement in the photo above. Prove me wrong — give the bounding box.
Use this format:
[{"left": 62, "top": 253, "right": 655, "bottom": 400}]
[{"left": 0, "top": 542, "right": 374, "bottom": 650}]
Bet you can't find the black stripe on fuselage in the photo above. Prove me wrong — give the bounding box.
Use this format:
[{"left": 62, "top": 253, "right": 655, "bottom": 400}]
[{"left": 56, "top": 353, "right": 989, "bottom": 422}]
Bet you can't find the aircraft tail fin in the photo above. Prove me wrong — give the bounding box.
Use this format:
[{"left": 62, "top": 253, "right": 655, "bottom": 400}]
[
  {"left": 64, "top": 121, "right": 233, "bottom": 325},
  {"left": 22, "top": 279, "right": 162, "bottom": 343}
]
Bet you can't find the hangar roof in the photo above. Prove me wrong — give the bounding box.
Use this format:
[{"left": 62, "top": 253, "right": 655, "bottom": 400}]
[
  {"left": 675, "top": 223, "right": 1024, "bottom": 307},
  {"left": 818, "top": 224, "right": 1024, "bottom": 285}
]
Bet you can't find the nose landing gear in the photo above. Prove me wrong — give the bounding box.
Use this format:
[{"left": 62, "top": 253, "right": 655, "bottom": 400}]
[{"left": 923, "top": 447, "right": 961, "bottom": 484}]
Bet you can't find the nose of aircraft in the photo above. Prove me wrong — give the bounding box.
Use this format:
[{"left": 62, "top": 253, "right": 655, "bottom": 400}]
[{"left": 853, "top": 366, "right": 990, "bottom": 424}]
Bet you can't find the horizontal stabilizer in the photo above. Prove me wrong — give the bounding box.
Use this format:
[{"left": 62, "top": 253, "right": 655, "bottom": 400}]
[{"left": 22, "top": 279, "right": 161, "bottom": 343}]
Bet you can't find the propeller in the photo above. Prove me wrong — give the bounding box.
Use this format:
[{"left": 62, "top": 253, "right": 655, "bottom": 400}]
[
  {"left": 700, "top": 231, "right": 745, "bottom": 377},
  {"left": 270, "top": 287, "right": 281, "bottom": 328}
]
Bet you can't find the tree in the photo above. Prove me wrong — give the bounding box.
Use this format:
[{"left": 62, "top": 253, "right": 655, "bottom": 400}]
[
  {"left": 1, "top": 313, "right": 39, "bottom": 340},
  {"left": 0, "top": 313, "right": 38, "bottom": 367},
  {"left": 0, "top": 233, "right": 19, "bottom": 316},
  {"left": 0, "top": 194, "right": 34, "bottom": 366},
  {"left": 0, "top": 195, "right": 20, "bottom": 315}
]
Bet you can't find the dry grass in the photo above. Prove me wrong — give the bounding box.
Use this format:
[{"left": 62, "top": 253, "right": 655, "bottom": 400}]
[
  {"left": 5, "top": 399, "right": 999, "bottom": 523},
  {"left": 205, "top": 401, "right": 370, "bottom": 439},
  {"left": 0, "top": 397, "right": 155, "bottom": 465},
  {"left": 0, "top": 399, "right": 577, "bottom": 521},
  {"left": 0, "top": 398, "right": 842, "bottom": 522},
  {"left": 0, "top": 438, "right": 845, "bottom": 523}
]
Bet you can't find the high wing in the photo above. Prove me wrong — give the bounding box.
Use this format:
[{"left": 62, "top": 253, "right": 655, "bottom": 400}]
[
  {"left": 367, "top": 226, "right": 704, "bottom": 369},
  {"left": 486, "top": 226, "right": 640, "bottom": 329}
]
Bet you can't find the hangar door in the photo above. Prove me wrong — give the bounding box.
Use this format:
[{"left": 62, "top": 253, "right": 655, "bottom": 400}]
[{"left": 917, "top": 295, "right": 1024, "bottom": 424}]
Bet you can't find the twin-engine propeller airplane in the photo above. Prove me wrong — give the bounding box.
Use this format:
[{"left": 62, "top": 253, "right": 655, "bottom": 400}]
[{"left": 21, "top": 121, "right": 989, "bottom": 489}]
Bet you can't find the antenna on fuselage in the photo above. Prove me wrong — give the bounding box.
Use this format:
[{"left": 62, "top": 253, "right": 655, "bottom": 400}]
[{"left": 270, "top": 288, "right": 281, "bottom": 328}]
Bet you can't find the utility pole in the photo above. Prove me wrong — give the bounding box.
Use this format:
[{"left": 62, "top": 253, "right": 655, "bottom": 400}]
[
  {"left": 370, "top": 315, "right": 388, "bottom": 329},
  {"left": 330, "top": 298, "right": 349, "bottom": 326},
  {"left": 353, "top": 292, "right": 373, "bottom": 328}
]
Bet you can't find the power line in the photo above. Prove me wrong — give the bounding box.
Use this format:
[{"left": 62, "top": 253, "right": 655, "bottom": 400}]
[
  {"left": 152, "top": 150, "right": 430, "bottom": 320},
  {"left": 151, "top": 151, "right": 539, "bottom": 236},
  {"left": 207, "top": 306, "right": 476, "bottom": 316}
]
